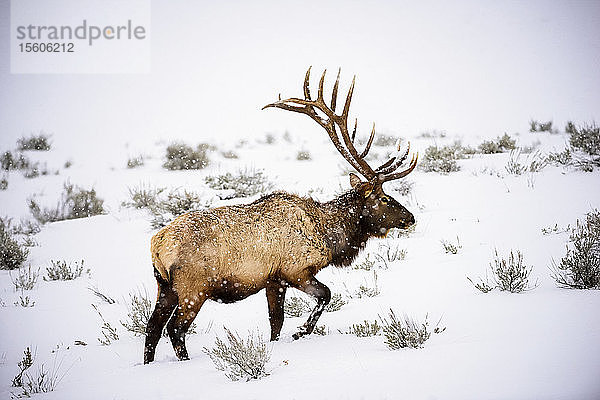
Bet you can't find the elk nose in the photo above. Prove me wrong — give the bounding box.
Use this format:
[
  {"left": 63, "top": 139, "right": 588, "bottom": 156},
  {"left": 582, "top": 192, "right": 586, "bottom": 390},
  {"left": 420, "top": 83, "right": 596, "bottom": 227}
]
[{"left": 407, "top": 213, "right": 415, "bottom": 226}]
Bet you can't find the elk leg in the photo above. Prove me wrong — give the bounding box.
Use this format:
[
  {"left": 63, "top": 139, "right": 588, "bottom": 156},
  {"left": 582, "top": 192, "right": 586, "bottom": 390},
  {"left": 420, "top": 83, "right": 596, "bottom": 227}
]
[
  {"left": 266, "top": 281, "right": 287, "bottom": 341},
  {"left": 166, "top": 294, "right": 206, "bottom": 361},
  {"left": 292, "top": 277, "right": 331, "bottom": 340},
  {"left": 144, "top": 268, "right": 178, "bottom": 364}
]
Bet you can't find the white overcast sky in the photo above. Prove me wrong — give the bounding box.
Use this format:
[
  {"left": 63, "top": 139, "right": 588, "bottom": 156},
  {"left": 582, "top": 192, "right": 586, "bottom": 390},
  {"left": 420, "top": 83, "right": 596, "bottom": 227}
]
[{"left": 1, "top": 0, "right": 599, "bottom": 153}]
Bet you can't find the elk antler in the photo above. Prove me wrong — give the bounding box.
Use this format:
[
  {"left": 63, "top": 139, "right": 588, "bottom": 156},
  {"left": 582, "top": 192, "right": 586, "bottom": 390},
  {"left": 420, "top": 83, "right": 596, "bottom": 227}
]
[{"left": 263, "top": 67, "right": 417, "bottom": 184}]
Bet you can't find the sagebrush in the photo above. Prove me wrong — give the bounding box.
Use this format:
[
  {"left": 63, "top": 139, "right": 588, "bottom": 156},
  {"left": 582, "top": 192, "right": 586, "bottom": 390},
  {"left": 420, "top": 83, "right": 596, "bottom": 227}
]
[
  {"left": 551, "top": 210, "right": 600, "bottom": 289},
  {"left": 529, "top": 120, "right": 555, "bottom": 133},
  {"left": 568, "top": 122, "right": 599, "bottom": 156},
  {"left": 490, "top": 249, "right": 537, "bottom": 293},
  {"left": 122, "top": 185, "right": 210, "bottom": 228},
  {"left": 12, "top": 346, "right": 35, "bottom": 388},
  {"left": 163, "top": 142, "right": 210, "bottom": 170},
  {"left": 478, "top": 133, "right": 516, "bottom": 154},
  {"left": 29, "top": 182, "right": 104, "bottom": 224},
  {"left": 1, "top": 151, "right": 30, "bottom": 171},
  {"left": 121, "top": 184, "right": 165, "bottom": 210},
  {"left": 203, "top": 328, "right": 271, "bottom": 381},
  {"left": 120, "top": 289, "right": 154, "bottom": 336},
  {"left": 126, "top": 156, "right": 144, "bottom": 169},
  {"left": 121, "top": 288, "right": 196, "bottom": 337},
  {"left": 0, "top": 219, "right": 29, "bottom": 270},
  {"left": 205, "top": 169, "right": 273, "bottom": 199},
  {"left": 549, "top": 122, "right": 600, "bottom": 171},
  {"left": 419, "top": 142, "right": 469, "bottom": 173},
  {"left": 379, "top": 309, "right": 444, "bottom": 350},
  {"left": 17, "top": 133, "right": 52, "bottom": 151},
  {"left": 283, "top": 295, "right": 311, "bottom": 317},
  {"left": 44, "top": 260, "right": 87, "bottom": 281},
  {"left": 344, "top": 320, "right": 382, "bottom": 337}
]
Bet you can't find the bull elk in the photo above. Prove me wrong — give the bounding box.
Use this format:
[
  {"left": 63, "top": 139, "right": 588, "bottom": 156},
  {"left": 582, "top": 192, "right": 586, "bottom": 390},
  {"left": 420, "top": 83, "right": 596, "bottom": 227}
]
[{"left": 144, "top": 67, "right": 418, "bottom": 364}]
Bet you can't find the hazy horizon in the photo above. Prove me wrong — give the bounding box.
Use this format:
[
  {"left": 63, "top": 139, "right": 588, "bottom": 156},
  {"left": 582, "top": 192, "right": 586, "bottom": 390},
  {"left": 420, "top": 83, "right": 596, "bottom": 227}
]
[{"left": 1, "top": 1, "right": 599, "bottom": 155}]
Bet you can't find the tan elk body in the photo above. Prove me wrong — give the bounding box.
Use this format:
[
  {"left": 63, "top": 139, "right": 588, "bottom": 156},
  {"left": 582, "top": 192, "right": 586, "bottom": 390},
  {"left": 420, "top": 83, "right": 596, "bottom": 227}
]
[{"left": 144, "top": 68, "right": 418, "bottom": 364}]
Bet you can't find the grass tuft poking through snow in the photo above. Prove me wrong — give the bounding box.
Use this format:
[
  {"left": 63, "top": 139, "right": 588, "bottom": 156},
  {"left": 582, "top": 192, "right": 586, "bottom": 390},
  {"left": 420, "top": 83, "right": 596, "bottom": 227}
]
[
  {"left": 92, "top": 304, "right": 120, "bottom": 346},
  {"left": 44, "top": 260, "right": 87, "bottom": 281},
  {"left": 11, "top": 346, "right": 70, "bottom": 398},
  {"left": 441, "top": 236, "right": 462, "bottom": 254},
  {"left": 9, "top": 265, "right": 39, "bottom": 290}
]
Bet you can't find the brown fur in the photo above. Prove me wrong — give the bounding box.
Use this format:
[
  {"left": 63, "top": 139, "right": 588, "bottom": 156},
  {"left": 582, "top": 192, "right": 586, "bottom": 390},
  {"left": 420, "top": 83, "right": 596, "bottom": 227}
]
[{"left": 143, "top": 182, "right": 415, "bottom": 363}]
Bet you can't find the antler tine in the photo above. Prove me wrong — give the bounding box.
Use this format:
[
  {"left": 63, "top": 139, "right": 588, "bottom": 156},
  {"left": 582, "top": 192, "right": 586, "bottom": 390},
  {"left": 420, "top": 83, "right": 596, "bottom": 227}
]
[
  {"left": 380, "top": 153, "right": 419, "bottom": 182},
  {"left": 317, "top": 69, "right": 326, "bottom": 102},
  {"left": 342, "top": 75, "right": 355, "bottom": 121},
  {"left": 377, "top": 156, "right": 396, "bottom": 171},
  {"left": 331, "top": 68, "right": 341, "bottom": 111},
  {"left": 351, "top": 118, "right": 357, "bottom": 142},
  {"left": 376, "top": 142, "right": 411, "bottom": 175},
  {"left": 304, "top": 67, "right": 312, "bottom": 100},
  {"left": 358, "top": 123, "right": 375, "bottom": 159}
]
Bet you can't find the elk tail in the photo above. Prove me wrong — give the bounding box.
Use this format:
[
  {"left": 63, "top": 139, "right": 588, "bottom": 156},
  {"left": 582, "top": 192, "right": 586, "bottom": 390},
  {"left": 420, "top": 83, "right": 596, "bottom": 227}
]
[{"left": 152, "top": 254, "right": 172, "bottom": 284}]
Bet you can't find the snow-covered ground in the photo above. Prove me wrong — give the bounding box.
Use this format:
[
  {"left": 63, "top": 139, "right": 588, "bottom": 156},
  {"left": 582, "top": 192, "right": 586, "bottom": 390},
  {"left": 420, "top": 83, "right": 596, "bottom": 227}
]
[{"left": 0, "top": 128, "right": 599, "bottom": 400}]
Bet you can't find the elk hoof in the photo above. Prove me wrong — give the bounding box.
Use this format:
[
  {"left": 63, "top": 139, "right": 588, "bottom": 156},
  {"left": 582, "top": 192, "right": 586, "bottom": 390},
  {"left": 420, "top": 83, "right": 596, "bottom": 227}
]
[{"left": 292, "top": 327, "right": 308, "bottom": 340}]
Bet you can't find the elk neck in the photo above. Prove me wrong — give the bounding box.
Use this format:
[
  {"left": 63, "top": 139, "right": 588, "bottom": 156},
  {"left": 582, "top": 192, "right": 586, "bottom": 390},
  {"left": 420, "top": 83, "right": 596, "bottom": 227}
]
[{"left": 317, "top": 190, "right": 371, "bottom": 267}]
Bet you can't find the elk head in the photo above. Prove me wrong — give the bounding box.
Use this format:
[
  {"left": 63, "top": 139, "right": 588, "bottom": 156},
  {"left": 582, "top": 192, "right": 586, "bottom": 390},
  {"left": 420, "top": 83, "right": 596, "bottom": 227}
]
[{"left": 263, "top": 67, "right": 418, "bottom": 235}]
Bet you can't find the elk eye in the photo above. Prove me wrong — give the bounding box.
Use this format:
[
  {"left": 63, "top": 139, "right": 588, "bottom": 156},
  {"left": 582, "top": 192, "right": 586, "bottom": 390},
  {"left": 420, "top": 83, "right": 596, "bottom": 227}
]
[{"left": 380, "top": 197, "right": 389, "bottom": 203}]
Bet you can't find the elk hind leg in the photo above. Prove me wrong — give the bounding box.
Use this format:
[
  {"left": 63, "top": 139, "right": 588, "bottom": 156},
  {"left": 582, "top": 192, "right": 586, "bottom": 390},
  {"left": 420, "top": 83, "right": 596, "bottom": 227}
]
[
  {"left": 292, "top": 276, "right": 331, "bottom": 340},
  {"left": 144, "top": 268, "right": 178, "bottom": 364},
  {"left": 266, "top": 281, "right": 287, "bottom": 341},
  {"left": 166, "top": 293, "right": 206, "bottom": 361}
]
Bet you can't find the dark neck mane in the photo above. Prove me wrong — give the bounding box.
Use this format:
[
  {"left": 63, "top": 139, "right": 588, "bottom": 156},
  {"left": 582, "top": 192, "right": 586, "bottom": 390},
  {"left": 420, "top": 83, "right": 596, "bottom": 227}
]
[{"left": 316, "top": 191, "right": 370, "bottom": 267}]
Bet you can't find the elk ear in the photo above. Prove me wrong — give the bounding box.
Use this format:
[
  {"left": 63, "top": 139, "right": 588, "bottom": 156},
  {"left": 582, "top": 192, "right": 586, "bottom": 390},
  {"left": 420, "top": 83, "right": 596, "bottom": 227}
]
[
  {"left": 362, "top": 182, "right": 375, "bottom": 198},
  {"left": 349, "top": 173, "right": 362, "bottom": 190}
]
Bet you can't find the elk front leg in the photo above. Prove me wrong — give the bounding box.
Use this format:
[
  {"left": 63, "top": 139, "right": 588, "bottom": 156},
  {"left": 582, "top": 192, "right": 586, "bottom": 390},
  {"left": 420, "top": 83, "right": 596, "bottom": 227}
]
[
  {"left": 292, "top": 276, "right": 331, "bottom": 340},
  {"left": 266, "top": 281, "right": 287, "bottom": 341}
]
